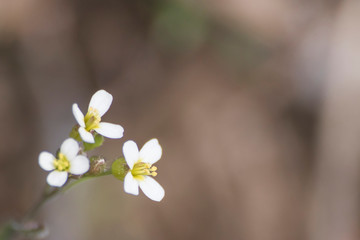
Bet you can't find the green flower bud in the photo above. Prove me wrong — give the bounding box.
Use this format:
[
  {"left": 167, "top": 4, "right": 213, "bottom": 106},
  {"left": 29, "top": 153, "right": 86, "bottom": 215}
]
[
  {"left": 83, "top": 133, "right": 104, "bottom": 151},
  {"left": 111, "top": 157, "right": 129, "bottom": 181}
]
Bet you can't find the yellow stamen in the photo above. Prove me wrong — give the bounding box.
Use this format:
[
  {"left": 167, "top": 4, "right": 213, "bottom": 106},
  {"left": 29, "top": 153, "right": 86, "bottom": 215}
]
[
  {"left": 131, "top": 161, "right": 158, "bottom": 179},
  {"left": 84, "top": 107, "right": 101, "bottom": 131},
  {"left": 53, "top": 153, "right": 70, "bottom": 172}
]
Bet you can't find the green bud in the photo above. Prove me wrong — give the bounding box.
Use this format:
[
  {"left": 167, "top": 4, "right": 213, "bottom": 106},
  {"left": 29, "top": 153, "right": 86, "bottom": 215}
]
[
  {"left": 111, "top": 158, "right": 129, "bottom": 181},
  {"left": 69, "top": 125, "right": 82, "bottom": 142},
  {"left": 83, "top": 133, "right": 104, "bottom": 151}
]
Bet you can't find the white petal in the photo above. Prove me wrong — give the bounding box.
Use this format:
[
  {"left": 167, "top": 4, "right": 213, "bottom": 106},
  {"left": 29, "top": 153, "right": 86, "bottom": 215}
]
[
  {"left": 72, "top": 104, "right": 85, "bottom": 127},
  {"left": 94, "top": 122, "right": 124, "bottom": 139},
  {"left": 78, "top": 127, "right": 95, "bottom": 143},
  {"left": 123, "top": 140, "right": 139, "bottom": 169},
  {"left": 139, "top": 139, "right": 162, "bottom": 165},
  {"left": 124, "top": 172, "right": 139, "bottom": 195},
  {"left": 69, "top": 155, "right": 90, "bottom": 175},
  {"left": 47, "top": 171, "right": 68, "bottom": 187},
  {"left": 60, "top": 138, "right": 79, "bottom": 160},
  {"left": 88, "top": 89, "right": 113, "bottom": 117},
  {"left": 139, "top": 176, "right": 165, "bottom": 202},
  {"left": 38, "top": 152, "right": 55, "bottom": 171}
]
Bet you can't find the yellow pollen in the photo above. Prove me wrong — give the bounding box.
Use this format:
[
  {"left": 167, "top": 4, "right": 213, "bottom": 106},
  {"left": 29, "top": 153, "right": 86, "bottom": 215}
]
[
  {"left": 84, "top": 107, "right": 101, "bottom": 131},
  {"left": 53, "top": 153, "right": 70, "bottom": 172},
  {"left": 131, "top": 161, "right": 158, "bottom": 178}
]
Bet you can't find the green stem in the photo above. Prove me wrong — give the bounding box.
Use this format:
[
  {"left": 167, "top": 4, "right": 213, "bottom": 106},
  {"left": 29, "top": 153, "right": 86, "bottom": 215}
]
[
  {"left": 61, "top": 169, "right": 112, "bottom": 193},
  {"left": 0, "top": 169, "right": 112, "bottom": 240},
  {"left": 23, "top": 186, "right": 59, "bottom": 221},
  {"left": 30, "top": 169, "right": 113, "bottom": 217},
  {"left": 0, "top": 222, "right": 15, "bottom": 240}
]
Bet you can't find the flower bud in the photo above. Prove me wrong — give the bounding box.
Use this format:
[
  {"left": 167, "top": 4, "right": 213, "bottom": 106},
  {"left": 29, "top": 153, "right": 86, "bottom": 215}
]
[
  {"left": 83, "top": 133, "right": 104, "bottom": 151},
  {"left": 111, "top": 157, "right": 129, "bottom": 181}
]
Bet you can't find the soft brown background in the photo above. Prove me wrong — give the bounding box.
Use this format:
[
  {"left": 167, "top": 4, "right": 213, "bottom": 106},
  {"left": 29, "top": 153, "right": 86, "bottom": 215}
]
[{"left": 1, "top": 0, "right": 360, "bottom": 240}]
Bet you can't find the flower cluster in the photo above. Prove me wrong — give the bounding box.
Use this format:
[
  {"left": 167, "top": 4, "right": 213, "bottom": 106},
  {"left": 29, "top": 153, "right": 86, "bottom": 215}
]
[{"left": 38, "top": 90, "right": 164, "bottom": 202}]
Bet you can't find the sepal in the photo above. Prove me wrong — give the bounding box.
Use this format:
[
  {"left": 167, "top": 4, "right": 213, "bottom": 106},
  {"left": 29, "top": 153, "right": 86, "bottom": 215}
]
[
  {"left": 111, "top": 157, "right": 129, "bottom": 181},
  {"left": 83, "top": 133, "right": 104, "bottom": 151},
  {"left": 69, "top": 125, "right": 82, "bottom": 142}
]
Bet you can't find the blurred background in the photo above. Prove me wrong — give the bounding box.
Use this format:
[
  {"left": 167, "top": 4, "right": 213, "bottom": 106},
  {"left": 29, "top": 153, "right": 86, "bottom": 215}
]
[{"left": 1, "top": 0, "right": 360, "bottom": 239}]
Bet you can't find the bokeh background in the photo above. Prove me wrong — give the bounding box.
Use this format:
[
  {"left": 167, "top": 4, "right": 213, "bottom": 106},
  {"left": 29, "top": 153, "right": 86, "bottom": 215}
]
[{"left": 1, "top": 0, "right": 360, "bottom": 239}]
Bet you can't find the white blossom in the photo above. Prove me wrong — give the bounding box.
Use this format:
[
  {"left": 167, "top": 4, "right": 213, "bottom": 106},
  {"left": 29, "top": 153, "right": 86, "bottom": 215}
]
[
  {"left": 123, "top": 139, "right": 164, "bottom": 202},
  {"left": 39, "top": 138, "right": 90, "bottom": 187},
  {"left": 72, "top": 90, "right": 124, "bottom": 143}
]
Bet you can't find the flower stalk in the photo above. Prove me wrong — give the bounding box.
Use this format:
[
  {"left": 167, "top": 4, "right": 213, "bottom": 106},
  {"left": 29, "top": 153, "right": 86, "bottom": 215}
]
[{"left": 0, "top": 168, "right": 113, "bottom": 240}]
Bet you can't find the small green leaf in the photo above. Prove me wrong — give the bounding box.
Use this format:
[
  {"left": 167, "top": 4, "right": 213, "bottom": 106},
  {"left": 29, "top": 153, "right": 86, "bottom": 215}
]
[
  {"left": 83, "top": 134, "right": 104, "bottom": 151},
  {"left": 111, "top": 158, "right": 129, "bottom": 181}
]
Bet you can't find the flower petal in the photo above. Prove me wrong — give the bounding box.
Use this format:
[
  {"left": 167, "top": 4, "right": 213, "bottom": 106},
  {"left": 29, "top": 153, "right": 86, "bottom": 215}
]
[
  {"left": 123, "top": 140, "right": 139, "bottom": 169},
  {"left": 94, "top": 122, "right": 124, "bottom": 139},
  {"left": 139, "top": 176, "right": 165, "bottom": 202},
  {"left": 60, "top": 138, "right": 79, "bottom": 160},
  {"left": 72, "top": 104, "right": 85, "bottom": 127},
  {"left": 88, "top": 89, "right": 113, "bottom": 117},
  {"left": 78, "top": 127, "right": 95, "bottom": 143},
  {"left": 139, "top": 139, "right": 162, "bottom": 165},
  {"left": 47, "top": 171, "right": 68, "bottom": 187},
  {"left": 39, "top": 152, "right": 55, "bottom": 171},
  {"left": 69, "top": 155, "right": 90, "bottom": 175},
  {"left": 124, "top": 172, "right": 139, "bottom": 195}
]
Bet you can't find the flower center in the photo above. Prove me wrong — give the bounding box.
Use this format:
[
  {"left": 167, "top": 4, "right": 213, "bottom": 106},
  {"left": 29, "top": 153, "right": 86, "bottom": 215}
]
[
  {"left": 131, "top": 161, "right": 157, "bottom": 181},
  {"left": 53, "top": 153, "right": 70, "bottom": 172},
  {"left": 84, "top": 107, "right": 101, "bottom": 131}
]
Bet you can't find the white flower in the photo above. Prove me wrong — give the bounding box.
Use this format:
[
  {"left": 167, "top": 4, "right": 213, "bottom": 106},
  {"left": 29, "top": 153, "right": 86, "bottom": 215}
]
[
  {"left": 123, "top": 139, "right": 165, "bottom": 202},
  {"left": 38, "top": 138, "right": 90, "bottom": 187},
  {"left": 72, "top": 89, "right": 124, "bottom": 143}
]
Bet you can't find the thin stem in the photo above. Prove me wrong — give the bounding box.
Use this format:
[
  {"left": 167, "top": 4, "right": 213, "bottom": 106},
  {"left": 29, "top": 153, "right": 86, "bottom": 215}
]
[
  {"left": 0, "top": 168, "right": 113, "bottom": 240},
  {"left": 61, "top": 169, "right": 112, "bottom": 193},
  {"left": 0, "top": 222, "right": 15, "bottom": 240},
  {"left": 26, "top": 169, "right": 112, "bottom": 218},
  {"left": 23, "top": 186, "right": 59, "bottom": 221}
]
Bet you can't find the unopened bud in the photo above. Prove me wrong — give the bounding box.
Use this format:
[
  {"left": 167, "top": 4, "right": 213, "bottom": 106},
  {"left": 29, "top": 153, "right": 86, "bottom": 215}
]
[
  {"left": 111, "top": 157, "right": 129, "bottom": 181},
  {"left": 83, "top": 133, "right": 104, "bottom": 151}
]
